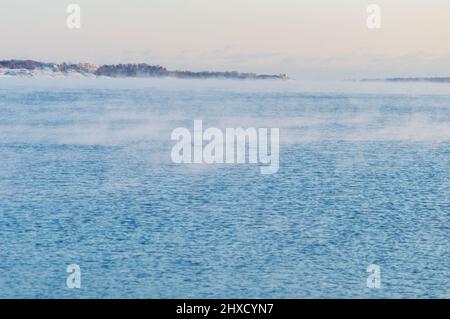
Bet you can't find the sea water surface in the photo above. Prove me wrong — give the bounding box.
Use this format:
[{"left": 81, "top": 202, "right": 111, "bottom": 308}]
[{"left": 0, "top": 78, "right": 449, "bottom": 298}]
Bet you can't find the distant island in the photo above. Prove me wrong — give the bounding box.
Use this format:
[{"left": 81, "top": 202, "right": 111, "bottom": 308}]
[
  {"left": 360, "top": 77, "right": 450, "bottom": 83},
  {"left": 0, "top": 59, "right": 287, "bottom": 80}
]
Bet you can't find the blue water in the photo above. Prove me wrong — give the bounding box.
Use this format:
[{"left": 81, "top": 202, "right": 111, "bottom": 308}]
[{"left": 0, "top": 78, "right": 449, "bottom": 298}]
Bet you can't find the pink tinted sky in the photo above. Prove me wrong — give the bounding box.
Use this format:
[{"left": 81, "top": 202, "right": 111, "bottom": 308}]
[{"left": 1, "top": 0, "right": 450, "bottom": 79}]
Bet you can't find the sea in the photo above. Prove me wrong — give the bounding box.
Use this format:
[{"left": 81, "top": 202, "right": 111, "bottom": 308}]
[{"left": 0, "top": 78, "right": 449, "bottom": 298}]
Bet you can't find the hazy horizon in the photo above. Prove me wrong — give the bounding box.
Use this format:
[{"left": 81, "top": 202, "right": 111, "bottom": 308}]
[{"left": 1, "top": 0, "right": 450, "bottom": 79}]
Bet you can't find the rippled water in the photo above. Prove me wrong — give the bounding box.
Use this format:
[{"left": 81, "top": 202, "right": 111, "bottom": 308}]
[{"left": 0, "top": 78, "right": 449, "bottom": 298}]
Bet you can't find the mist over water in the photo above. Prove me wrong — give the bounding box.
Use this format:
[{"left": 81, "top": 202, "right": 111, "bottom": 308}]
[
  {"left": 1, "top": 78, "right": 449, "bottom": 146},
  {"left": 0, "top": 78, "right": 449, "bottom": 298}
]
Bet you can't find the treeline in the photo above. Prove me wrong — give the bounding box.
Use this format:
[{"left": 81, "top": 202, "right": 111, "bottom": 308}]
[
  {"left": 0, "top": 59, "right": 287, "bottom": 80},
  {"left": 95, "top": 64, "right": 168, "bottom": 77}
]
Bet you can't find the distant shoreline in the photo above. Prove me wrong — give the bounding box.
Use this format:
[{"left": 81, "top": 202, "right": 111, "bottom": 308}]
[
  {"left": 0, "top": 59, "right": 288, "bottom": 80},
  {"left": 360, "top": 77, "right": 450, "bottom": 83}
]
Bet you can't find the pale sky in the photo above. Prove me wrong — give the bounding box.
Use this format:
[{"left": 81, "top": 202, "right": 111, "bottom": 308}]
[{"left": 1, "top": 0, "right": 450, "bottom": 79}]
